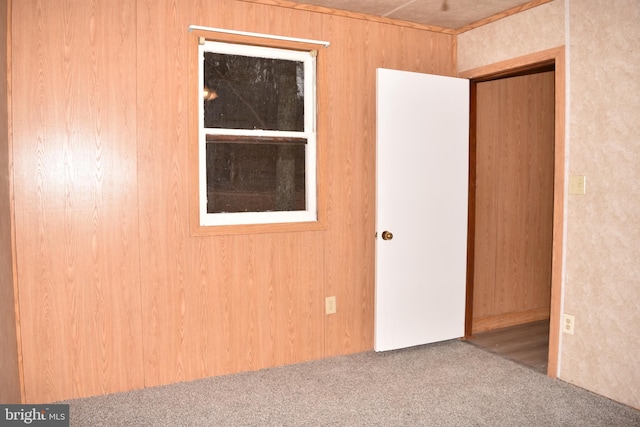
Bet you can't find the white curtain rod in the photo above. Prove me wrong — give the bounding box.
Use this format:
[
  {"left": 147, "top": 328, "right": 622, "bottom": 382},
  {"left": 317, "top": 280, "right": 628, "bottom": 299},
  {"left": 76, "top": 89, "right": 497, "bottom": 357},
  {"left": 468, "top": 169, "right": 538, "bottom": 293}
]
[{"left": 188, "top": 25, "right": 331, "bottom": 47}]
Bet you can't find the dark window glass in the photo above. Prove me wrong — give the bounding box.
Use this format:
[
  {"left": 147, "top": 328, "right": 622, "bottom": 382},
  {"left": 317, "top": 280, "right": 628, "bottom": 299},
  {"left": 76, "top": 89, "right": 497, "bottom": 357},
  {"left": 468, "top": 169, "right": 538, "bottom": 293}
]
[
  {"left": 206, "top": 137, "right": 306, "bottom": 213},
  {"left": 203, "top": 52, "right": 305, "bottom": 131}
]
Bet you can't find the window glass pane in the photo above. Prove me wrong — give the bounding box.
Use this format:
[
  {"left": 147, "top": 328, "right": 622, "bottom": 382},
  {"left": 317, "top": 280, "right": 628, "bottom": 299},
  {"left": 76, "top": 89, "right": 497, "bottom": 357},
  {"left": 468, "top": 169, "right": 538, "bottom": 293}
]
[
  {"left": 206, "top": 139, "right": 306, "bottom": 213},
  {"left": 203, "top": 52, "right": 305, "bottom": 131}
]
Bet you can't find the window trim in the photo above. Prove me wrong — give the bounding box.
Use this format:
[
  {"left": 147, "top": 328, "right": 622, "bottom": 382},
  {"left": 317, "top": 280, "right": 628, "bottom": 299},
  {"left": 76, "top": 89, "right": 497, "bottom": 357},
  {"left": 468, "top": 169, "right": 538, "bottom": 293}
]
[{"left": 188, "top": 31, "right": 327, "bottom": 236}]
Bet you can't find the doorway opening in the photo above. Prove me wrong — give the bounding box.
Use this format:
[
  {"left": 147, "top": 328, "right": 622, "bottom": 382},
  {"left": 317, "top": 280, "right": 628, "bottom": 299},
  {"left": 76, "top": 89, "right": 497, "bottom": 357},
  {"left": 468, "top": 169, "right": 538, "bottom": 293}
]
[
  {"left": 467, "top": 320, "right": 549, "bottom": 373},
  {"left": 460, "top": 47, "right": 566, "bottom": 378}
]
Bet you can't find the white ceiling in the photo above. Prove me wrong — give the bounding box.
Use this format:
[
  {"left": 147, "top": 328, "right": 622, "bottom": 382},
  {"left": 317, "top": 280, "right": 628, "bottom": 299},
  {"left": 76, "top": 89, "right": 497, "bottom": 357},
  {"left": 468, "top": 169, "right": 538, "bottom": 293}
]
[{"left": 285, "top": 0, "right": 535, "bottom": 30}]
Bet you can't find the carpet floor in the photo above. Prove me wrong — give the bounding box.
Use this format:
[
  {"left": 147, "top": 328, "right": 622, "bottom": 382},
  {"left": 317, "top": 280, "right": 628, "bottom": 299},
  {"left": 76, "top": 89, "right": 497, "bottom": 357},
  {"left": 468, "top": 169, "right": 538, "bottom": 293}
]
[{"left": 61, "top": 340, "right": 640, "bottom": 426}]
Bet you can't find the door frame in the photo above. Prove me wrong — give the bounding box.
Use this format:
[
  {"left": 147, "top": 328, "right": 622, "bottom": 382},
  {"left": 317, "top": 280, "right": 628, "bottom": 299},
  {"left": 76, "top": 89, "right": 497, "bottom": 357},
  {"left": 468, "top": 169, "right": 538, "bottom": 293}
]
[{"left": 459, "top": 46, "right": 566, "bottom": 379}]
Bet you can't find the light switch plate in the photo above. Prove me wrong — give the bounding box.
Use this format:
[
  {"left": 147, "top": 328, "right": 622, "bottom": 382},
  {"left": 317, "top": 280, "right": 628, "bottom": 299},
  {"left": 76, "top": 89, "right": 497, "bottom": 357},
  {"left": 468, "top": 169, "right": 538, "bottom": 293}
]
[{"left": 569, "top": 175, "right": 586, "bottom": 195}]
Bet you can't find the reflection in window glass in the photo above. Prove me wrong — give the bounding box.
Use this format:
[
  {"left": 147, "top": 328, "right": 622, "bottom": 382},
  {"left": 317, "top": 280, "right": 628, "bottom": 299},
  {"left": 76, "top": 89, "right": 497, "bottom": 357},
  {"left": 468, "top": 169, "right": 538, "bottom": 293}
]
[
  {"left": 204, "top": 53, "right": 305, "bottom": 131},
  {"left": 206, "top": 139, "right": 306, "bottom": 213}
]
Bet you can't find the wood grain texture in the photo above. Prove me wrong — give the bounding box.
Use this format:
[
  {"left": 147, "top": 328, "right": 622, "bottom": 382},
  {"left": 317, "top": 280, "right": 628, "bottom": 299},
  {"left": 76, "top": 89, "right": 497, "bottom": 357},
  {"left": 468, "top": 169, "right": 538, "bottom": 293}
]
[
  {"left": 461, "top": 47, "right": 565, "bottom": 379},
  {"left": 468, "top": 320, "right": 549, "bottom": 373},
  {"left": 320, "top": 15, "right": 373, "bottom": 356},
  {"left": 459, "top": 47, "right": 561, "bottom": 81},
  {"left": 11, "top": 0, "right": 144, "bottom": 402},
  {"left": 8, "top": 0, "right": 456, "bottom": 402},
  {"left": 0, "top": 0, "right": 24, "bottom": 404},
  {"left": 464, "top": 82, "right": 477, "bottom": 337},
  {"left": 547, "top": 48, "right": 565, "bottom": 379},
  {"left": 319, "top": 12, "right": 456, "bottom": 356},
  {"left": 138, "top": 0, "right": 455, "bottom": 385},
  {"left": 472, "top": 71, "right": 555, "bottom": 327},
  {"left": 473, "top": 307, "right": 550, "bottom": 333},
  {"left": 137, "top": 0, "right": 329, "bottom": 387}
]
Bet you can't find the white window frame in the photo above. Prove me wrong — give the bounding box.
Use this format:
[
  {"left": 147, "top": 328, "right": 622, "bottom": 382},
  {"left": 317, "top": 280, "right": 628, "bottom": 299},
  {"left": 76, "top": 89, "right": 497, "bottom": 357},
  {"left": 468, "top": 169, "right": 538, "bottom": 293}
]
[{"left": 198, "top": 41, "right": 317, "bottom": 227}]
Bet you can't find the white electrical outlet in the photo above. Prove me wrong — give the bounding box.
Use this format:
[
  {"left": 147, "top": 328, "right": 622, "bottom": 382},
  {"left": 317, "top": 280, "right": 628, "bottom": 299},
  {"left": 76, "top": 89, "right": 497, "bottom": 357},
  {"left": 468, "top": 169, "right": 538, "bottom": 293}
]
[
  {"left": 563, "top": 314, "right": 575, "bottom": 335},
  {"left": 325, "top": 296, "right": 337, "bottom": 315}
]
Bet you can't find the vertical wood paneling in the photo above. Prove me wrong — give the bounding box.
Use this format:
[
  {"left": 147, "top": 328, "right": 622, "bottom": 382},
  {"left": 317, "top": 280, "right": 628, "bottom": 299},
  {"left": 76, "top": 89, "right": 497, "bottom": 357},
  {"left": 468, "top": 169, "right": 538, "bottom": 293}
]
[
  {"left": 0, "top": 0, "right": 23, "bottom": 404},
  {"left": 138, "top": 0, "right": 455, "bottom": 385},
  {"left": 12, "top": 0, "right": 143, "bottom": 402},
  {"left": 321, "top": 12, "right": 456, "bottom": 357},
  {"left": 8, "top": 0, "right": 456, "bottom": 402},
  {"left": 321, "top": 14, "right": 371, "bottom": 356},
  {"left": 135, "top": 0, "right": 189, "bottom": 386},
  {"left": 521, "top": 72, "right": 555, "bottom": 310},
  {"left": 473, "top": 71, "right": 555, "bottom": 331},
  {"left": 137, "top": 0, "right": 326, "bottom": 387},
  {"left": 472, "top": 81, "right": 500, "bottom": 320}
]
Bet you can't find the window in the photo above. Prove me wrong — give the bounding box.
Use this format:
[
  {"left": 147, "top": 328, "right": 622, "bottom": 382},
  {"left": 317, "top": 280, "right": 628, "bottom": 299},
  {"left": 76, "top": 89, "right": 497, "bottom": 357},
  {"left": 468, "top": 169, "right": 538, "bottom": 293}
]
[{"left": 197, "top": 40, "right": 317, "bottom": 227}]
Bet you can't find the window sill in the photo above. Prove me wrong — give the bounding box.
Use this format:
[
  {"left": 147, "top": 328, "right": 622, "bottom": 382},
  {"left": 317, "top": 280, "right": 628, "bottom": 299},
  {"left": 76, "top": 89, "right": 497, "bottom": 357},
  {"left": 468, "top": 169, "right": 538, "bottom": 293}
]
[{"left": 189, "top": 217, "right": 326, "bottom": 237}]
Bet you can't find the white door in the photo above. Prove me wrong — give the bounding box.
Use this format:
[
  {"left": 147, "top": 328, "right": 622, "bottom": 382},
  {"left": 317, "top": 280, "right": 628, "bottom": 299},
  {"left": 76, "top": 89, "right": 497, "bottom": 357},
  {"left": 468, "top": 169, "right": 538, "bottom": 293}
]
[{"left": 375, "top": 68, "right": 469, "bottom": 352}]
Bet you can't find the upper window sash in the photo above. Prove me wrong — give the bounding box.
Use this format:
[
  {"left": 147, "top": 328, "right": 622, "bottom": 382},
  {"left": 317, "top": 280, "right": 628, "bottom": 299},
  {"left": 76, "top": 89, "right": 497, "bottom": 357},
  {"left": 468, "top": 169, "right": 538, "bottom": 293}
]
[{"left": 199, "top": 41, "right": 316, "bottom": 135}]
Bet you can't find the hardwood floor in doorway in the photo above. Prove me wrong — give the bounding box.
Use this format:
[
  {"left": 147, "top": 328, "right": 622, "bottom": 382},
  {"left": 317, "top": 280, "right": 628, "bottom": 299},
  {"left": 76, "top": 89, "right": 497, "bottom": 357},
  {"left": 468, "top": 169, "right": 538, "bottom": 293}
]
[{"left": 465, "top": 320, "right": 549, "bottom": 374}]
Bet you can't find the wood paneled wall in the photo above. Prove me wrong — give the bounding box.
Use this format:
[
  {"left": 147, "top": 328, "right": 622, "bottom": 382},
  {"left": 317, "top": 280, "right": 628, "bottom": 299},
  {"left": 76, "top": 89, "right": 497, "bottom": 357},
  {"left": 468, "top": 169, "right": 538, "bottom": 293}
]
[
  {"left": 8, "top": 0, "right": 455, "bottom": 402},
  {"left": 472, "top": 71, "right": 555, "bottom": 332},
  {"left": 0, "top": 0, "right": 23, "bottom": 404},
  {"left": 11, "top": 0, "right": 144, "bottom": 402}
]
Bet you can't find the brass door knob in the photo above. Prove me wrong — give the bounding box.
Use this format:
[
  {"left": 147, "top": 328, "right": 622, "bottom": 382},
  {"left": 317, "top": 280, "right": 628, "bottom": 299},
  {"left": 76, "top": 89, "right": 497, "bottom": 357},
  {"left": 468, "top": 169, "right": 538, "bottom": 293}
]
[{"left": 381, "top": 231, "right": 393, "bottom": 240}]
